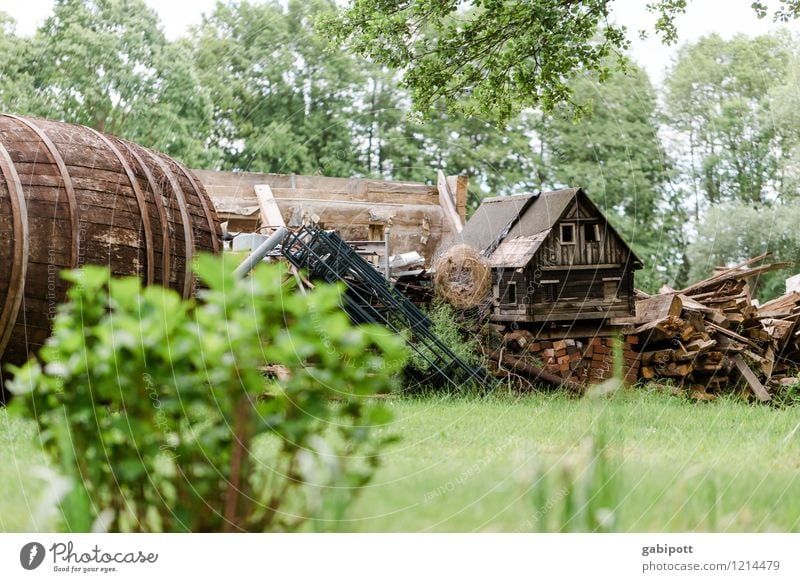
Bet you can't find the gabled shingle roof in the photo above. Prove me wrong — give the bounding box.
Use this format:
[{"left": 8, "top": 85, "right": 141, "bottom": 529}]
[
  {"left": 506, "top": 189, "right": 578, "bottom": 240},
  {"left": 457, "top": 187, "right": 642, "bottom": 268},
  {"left": 459, "top": 192, "right": 536, "bottom": 253},
  {"left": 489, "top": 231, "right": 551, "bottom": 268},
  {"left": 459, "top": 189, "right": 578, "bottom": 254}
]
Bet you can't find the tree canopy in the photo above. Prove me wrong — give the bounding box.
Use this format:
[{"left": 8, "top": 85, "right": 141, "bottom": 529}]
[{"left": 323, "top": 0, "right": 800, "bottom": 120}]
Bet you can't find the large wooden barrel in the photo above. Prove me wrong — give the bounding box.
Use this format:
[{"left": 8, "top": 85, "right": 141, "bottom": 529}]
[{"left": 0, "top": 114, "right": 221, "bottom": 384}]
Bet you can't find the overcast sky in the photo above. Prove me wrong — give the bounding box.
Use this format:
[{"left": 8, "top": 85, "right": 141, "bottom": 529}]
[{"left": 1, "top": 0, "right": 799, "bottom": 84}]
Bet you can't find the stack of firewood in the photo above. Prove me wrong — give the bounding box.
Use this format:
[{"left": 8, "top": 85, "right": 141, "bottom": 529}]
[
  {"left": 484, "top": 330, "right": 640, "bottom": 394},
  {"left": 632, "top": 253, "right": 798, "bottom": 401}
]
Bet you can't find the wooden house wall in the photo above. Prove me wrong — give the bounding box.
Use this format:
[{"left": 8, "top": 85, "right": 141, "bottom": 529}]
[
  {"left": 493, "top": 268, "right": 528, "bottom": 318},
  {"left": 492, "top": 264, "right": 637, "bottom": 323},
  {"left": 533, "top": 199, "right": 631, "bottom": 267}
]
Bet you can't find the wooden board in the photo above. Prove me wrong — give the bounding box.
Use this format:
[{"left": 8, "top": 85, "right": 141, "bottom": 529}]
[{"left": 732, "top": 354, "right": 772, "bottom": 402}]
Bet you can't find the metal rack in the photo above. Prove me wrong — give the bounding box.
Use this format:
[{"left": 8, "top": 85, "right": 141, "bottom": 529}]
[{"left": 281, "top": 227, "right": 492, "bottom": 391}]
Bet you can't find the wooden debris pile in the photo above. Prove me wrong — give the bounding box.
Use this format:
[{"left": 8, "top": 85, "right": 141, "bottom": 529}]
[
  {"left": 632, "top": 254, "right": 797, "bottom": 401},
  {"left": 485, "top": 330, "right": 640, "bottom": 393}
]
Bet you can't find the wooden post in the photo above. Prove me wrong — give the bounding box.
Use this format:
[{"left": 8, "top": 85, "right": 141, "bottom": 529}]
[
  {"left": 254, "top": 184, "right": 285, "bottom": 233},
  {"left": 384, "top": 225, "right": 391, "bottom": 280},
  {"left": 437, "top": 170, "right": 464, "bottom": 234},
  {"left": 446, "top": 174, "right": 469, "bottom": 223}
]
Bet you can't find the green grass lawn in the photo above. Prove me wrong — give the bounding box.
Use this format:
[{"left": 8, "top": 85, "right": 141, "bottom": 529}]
[
  {"left": 0, "top": 408, "right": 52, "bottom": 532},
  {"left": 2, "top": 387, "right": 799, "bottom": 532},
  {"left": 345, "top": 388, "right": 800, "bottom": 532}
]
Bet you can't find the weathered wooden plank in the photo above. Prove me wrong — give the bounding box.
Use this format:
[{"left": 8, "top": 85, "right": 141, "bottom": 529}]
[
  {"left": 732, "top": 354, "right": 771, "bottom": 402},
  {"left": 254, "top": 184, "right": 286, "bottom": 230},
  {"left": 635, "top": 293, "right": 683, "bottom": 324}
]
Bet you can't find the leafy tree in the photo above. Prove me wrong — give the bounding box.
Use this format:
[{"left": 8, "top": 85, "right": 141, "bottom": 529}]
[
  {"left": 323, "top": 0, "right": 629, "bottom": 121},
  {"left": 687, "top": 201, "right": 800, "bottom": 300},
  {"left": 0, "top": 13, "right": 39, "bottom": 113},
  {"left": 14, "top": 0, "right": 215, "bottom": 166},
  {"left": 323, "top": 0, "right": 800, "bottom": 120},
  {"left": 664, "top": 33, "right": 796, "bottom": 209},
  {"left": 191, "top": 0, "right": 366, "bottom": 174},
  {"left": 768, "top": 49, "right": 800, "bottom": 199},
  {"left": 386, "top": 105, "right": 542, "bottom": 205}
]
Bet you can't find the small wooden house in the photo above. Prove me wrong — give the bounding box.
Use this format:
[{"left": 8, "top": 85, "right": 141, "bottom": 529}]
[{"left": 459, "top": 188, "right": 642, "bottom": 328}]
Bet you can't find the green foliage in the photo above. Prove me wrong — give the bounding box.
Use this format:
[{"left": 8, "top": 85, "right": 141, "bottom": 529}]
[
  {"left": 0, "top": 13, "right": 38, "bottom": 113},
  {"left": 407, "top": 302, "right": 480, "bottom": 386},
  {"left": 534, "top": 62, "right": 686, "bottom": 291},
  {"left": 525, "top": 428, "right": 621, "bottom": 532},
  {"left": 322, "top": 0, "right": 630, "bottom": 121},
  {"left": 190, "top": 0, "right": 366, "bottom": 175},
  {"left": 7, "top": 257, "right": 406, "bottom": 532},
  {"left": 18, "top": 0, "right": 215, "bottom": 166},
  {"left": 6, "top": 390, "right": 800, "bottom": 533},
  {"left": 651, "top": 1, "right": 800, "bottom": 43},
  {"left": 772, "top": 376, "right": 800, "bottom": 407},
  {"left": 324, "top": 1, "right": 800, "bottom": 121},
  {"left": 665, "top": 33, "right": 798, "bottom": 206},
  {"left": 2, "top": 1, "right": 800, "bottom": 296}
]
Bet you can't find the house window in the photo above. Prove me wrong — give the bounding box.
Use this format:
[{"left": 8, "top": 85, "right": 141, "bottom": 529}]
[
  {"left": 504, "top": 282, "right": 517, "bottom": 304},
  {"left": 560, "top": 223, "right": 575, "bottom": 244},
  {"left": 584, "top": 223, "right": 600, "bottom": 242},
  {"left": 541, "top": 280, "right": 560, "bottom": 302},
  {"left": 603, "top": 276, "right": 621, "bottom": 300}
]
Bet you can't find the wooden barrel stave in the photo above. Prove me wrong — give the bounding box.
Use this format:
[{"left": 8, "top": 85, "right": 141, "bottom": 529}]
[{"left": 0, "top": 114, "right": 220, "bottom": 385}]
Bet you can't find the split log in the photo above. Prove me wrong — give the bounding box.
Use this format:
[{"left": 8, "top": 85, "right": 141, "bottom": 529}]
[{"left": 630, "top": 255, "right": 800, "bottom": 397}]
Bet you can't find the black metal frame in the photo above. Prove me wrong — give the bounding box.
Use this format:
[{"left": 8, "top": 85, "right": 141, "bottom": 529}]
[{"left": 282, "top": 227, "right": 492, "bottom": 390}]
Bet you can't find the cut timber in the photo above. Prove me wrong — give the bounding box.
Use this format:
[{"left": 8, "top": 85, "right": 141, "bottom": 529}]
[
  {"left": 706, "top": 321, "right": 760, "bottom": 350},
  {"left": 677, "top": 252, "right": 771, "bottom": 296},
  {"left": 660, "top": 362, "right": 693, "bottom": 377},
  {"left": 633, "top": 315, "right": 684, "bottom": 343},
  {"left": 635, "top": 293, "right": 682, "bottom": 324},
  {"left": 629, "top": 254, "right": 800, "bottom": 394},
  {"left": 446, "top": 174, "right": 469, "bottom": 223},
  {"left": 641, "top": 349, "right": 673, "bottom": 365},
  {"left": 254, "top": 184, "right": 285, "bottom": 231},
  {"left": 678, "top": 294, "right": 714, "bottom": 314},
  {"left": 732, "top": 354, "right": 771, "bottom": 402},
  {"left": 437, "top": 169, "right": 464, "bottom": 234}
]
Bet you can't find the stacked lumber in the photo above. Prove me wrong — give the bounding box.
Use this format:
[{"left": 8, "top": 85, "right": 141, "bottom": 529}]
[
  {"left": 632, "top": 254, "right": 796, "bottom": 401},
  {"left": 485, "top": 330, "right": 640, "bottom": 392}
]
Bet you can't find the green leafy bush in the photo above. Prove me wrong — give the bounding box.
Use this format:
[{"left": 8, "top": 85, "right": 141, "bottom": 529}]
[
  {"left": 406, "top": 301, "right": 482, "bottom": 389},
  {"left": 7, "top": 256, "right": 406, "bottom": 532}
]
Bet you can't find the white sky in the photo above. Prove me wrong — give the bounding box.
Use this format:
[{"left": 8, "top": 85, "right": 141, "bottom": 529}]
[{"left": 1, "top": 0, "right": 799, "bottom": 84}]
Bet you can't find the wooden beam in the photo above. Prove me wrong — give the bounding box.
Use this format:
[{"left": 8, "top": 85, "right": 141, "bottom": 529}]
[
  {"left": 488, "top": 350, "right": 584, "bottom": 394},
  {"left": 732, "top": 354, "right": 771, "bottom": 402},
  {"left": 254, "top": 184, "right": 285, "bottom": 231},
  {"left": 437, "top": 169, "right": 463, "bottom": 234},
  {"left": 635, "top": 293, "right": 682, "bottom": 324},
  {"left": 446, "top": 174, "right": 469, "bottom": 223}
]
